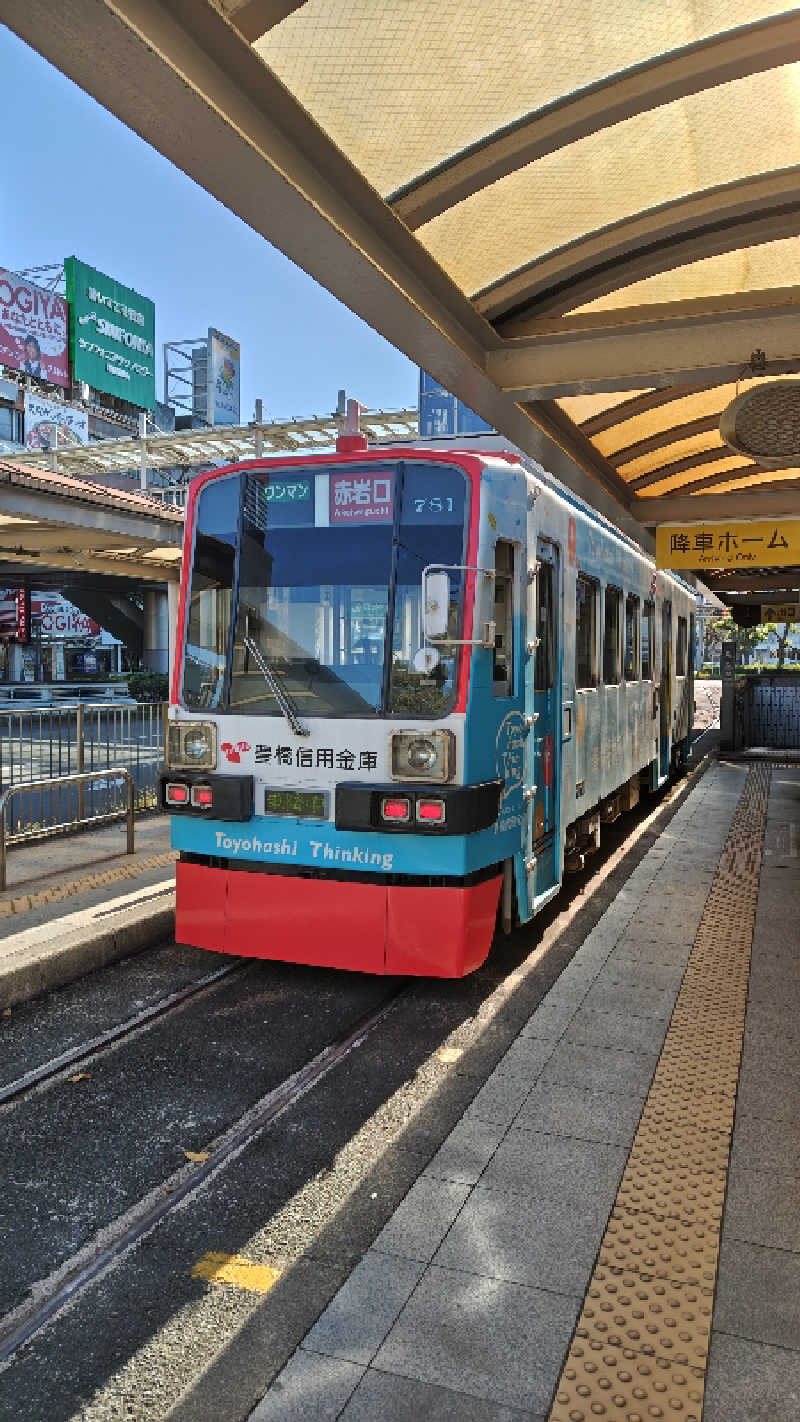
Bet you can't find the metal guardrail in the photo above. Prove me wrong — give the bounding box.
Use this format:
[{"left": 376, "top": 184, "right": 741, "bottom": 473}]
[
  {"left": 0, "top": 702, "right": 165, "bottom": 836},
  {"left": 0, "top": 768, "right": 135, "bottom": 890}
]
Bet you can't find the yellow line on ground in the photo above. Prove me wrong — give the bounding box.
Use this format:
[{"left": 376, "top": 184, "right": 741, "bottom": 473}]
[
  {"left": 191, "top": 1252, "right": 282, "bottom": 1295},
  {"left": 548, "top": 763, "right": 771, "bottom": 1422}
]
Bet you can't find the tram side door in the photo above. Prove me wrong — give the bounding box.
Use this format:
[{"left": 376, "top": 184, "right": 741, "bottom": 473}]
[
  {"left": 527, "top": 538, "right": 561, "bottom": 903},
  {"left": 660, "top": 600, "right": 672, "bottom": 778}
]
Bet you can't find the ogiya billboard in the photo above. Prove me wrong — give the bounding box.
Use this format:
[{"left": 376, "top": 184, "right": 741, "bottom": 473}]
[
  {"left": 208, "top": 327, "right": 240, "bottom": 425},
  {"left": 64, "top": 256, "right": 156, "bottom": 409},
  {"left": 0, "top": 268, "right": 69, "bottom": 388}
]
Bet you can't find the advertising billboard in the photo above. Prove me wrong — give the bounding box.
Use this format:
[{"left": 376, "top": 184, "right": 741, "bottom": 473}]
[
  {"left": 64, "top": 257, "right": 156, "bottom": 409},
  {"left": 24, "top": 392, "right": 88, "bottom": 451},
  {"left": 419, "top": 370, "right": 493, "bottom": 438},
  {"left": 208, "top": 328, "right": 240, "bottom": 425},
  {"left": 0, "top": 268, "right": 69, "bottom": 388}
]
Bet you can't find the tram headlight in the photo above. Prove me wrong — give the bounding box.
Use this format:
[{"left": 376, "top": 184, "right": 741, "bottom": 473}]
[
  {"left": 389, "top": 729, "right": 455, "bottom": 783},
  {"left": 166, "top": 720, "right": 217, "bottom": 770}
]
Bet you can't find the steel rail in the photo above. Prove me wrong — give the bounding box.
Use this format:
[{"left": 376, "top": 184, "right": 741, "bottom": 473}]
[
  {"left": 0, "top": 961, "right": 247, "bottom": 1108},
  {"left": 0, "top": 984, "right": 405, "bottom": 1364}
]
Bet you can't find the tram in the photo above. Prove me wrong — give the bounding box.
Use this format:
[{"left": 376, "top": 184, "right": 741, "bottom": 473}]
[{"left": 161, "top": 435, "right": 695, "bottom": 976}]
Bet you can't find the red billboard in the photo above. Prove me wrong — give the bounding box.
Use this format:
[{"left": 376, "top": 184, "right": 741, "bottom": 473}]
[{"left": 0, "top": 268, "right": 69, "bottom": 389}]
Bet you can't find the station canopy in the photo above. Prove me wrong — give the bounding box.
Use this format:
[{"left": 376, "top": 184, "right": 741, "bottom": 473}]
[{"left": 10, "top": 1, "right": 800, "bottom": 604}]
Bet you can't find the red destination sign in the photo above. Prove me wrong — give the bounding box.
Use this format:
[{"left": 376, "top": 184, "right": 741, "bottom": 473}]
[{"left": 330, "top": 471, "right": 393, "bottom": 525}]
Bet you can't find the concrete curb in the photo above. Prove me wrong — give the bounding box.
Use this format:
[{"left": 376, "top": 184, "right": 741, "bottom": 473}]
[{"left": 0, "top": 886, "right": 175, "bottom": 1011}]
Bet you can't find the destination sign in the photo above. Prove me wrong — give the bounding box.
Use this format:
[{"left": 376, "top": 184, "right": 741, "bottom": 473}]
[
  {"left": 656, "top": 518, "right": 800, "bottom": 570},
  {"left": 264, "top": 787, "right": 329, "bottom": 820}
]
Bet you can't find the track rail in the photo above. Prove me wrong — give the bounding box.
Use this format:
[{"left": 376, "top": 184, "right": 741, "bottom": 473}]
[
  {"left": 0, "top": 961, "right": 247, "bottom": 1108},
  {"left": 0, "top": 984, "right": 405, "bottom": 1364}
]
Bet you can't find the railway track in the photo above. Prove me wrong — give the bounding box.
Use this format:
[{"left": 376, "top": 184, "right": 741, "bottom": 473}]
[
  {"left": 0, "top": 981, "right": 404, "bottom": 1365},
  {"left": 0, "top": 960, "right": 247, "bottom": 1107}
]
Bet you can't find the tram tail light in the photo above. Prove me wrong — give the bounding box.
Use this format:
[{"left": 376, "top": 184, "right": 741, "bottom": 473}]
[
  {"left": 165, "top": 782, "right": 189, "bottom": 805},
  {"left": 381, "top": 796, "right": 411, "bottom": 822},
  {"left": 190, "top": 785, "right": 214, "bottom": 809},
  {"left": 416, "top": 798, "right": 446, "bottom": 824}
]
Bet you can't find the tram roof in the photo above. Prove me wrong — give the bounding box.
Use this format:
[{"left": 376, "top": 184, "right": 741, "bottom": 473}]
[{"left": 9, "top": 2, "right": 800, "bottom": 602}]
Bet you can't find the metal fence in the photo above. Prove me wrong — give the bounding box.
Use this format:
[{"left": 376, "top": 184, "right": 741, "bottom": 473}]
[
  {"left": 0, "top": 701, "right": 166, "bottom": 840},
  {"left": 740, "top": 676, "right": 800, "bottom": 750}
]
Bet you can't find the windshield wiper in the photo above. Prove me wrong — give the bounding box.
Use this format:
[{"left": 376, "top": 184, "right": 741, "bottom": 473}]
[{"left": 243, "top": 634, "right": 309, "bottom": 737}]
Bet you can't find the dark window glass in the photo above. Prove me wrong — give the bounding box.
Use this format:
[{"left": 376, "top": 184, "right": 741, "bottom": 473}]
[
  {"left": 388, "top": 463, "right": 466, "bottom": 715},
  {"left": 0, "top": 406, "right": 12, "bottom": 441},
  {"left": 624, "top": 594, "right": 640, "bottom": 680},
  {"left": 492, "top": 540, "right": 515, "bottom": 698},
  {"left": 182, "top": 478, "right": 238, "bottom": 708},
  {"left": 185, "top": 463, "right": 468, "bottom": 719},
  {"left": 576, "top": 575, "right": 598, "bottom": 689},
  {"left": 676, "top": 615, "right": 688, "bottom": 676},
  {"left": 641, "top": 600, "right": 654, "bottom": 680},
  {"left": 535, "top": 558, "right": 556, "bottom": 691},
  {"left": 603, "top": 587, "right": 622, "bottom": 684}
]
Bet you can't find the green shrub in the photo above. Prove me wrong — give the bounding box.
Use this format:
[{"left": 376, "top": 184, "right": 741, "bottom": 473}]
[{"left": 128, "top": 670, "right": 169, "bottom": 702}]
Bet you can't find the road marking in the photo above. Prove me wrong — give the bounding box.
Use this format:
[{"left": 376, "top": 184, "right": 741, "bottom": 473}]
[{"left": 191, "top": 1252, "right": 282, "bottom": 1294}]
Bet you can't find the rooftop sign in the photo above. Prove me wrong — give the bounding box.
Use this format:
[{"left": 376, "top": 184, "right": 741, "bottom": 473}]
[{"left": 64, "top": 256, "right": 155, "bottom": 409}]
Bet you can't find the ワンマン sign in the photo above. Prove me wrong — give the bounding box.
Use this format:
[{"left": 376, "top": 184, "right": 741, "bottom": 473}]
[{"left": 64, "top": 257, "right": 155, "bottom": 409}]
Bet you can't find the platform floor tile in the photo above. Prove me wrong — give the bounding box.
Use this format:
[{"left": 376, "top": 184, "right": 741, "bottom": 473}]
[
  {"left": 248, "top": 1349, "right": 365, "bottom": 1421},
  {"left": 339, "top": 1368, "right": 544, "bottom": 1421},
  {"left": 703, "top": 1332, "right": 800, "bottom": 1422},
  {"left": 512, "top": 1080, "right": 646, "bottom": 1147},
  {"left": 371, "top": 1265, "right": 581, "bottom": 1415}
]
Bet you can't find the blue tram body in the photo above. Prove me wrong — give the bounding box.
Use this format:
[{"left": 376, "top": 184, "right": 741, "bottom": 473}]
[{"left": 162, "top": 444, "right": 694, "bottom": 974}]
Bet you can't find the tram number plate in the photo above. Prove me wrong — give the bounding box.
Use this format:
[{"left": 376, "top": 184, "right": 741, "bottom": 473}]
[{"left": 264, "top": 787, "right": 329, "bottom": 820}]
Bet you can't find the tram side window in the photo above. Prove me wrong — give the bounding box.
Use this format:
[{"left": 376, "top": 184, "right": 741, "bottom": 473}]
[
  {"left": 624, "top": 594, "right": 640, "bottom": 680},
  {"left": 492, "top": 540, "right": 515, "bottom": 698},
  {"left": 603, "top": 586, "right": 622, "bottom": 685},
  {"left": 575, "top": 575, "right": 598, "bottom": 689},
  {"left": 641, "top": 600, "right": 654, "bottom": 679},
  {"left": 534, "top": 557, "right": 556, "bottom": 691},
  {"left": 676, "top": 615, "right": 688, "bottom": 676}
]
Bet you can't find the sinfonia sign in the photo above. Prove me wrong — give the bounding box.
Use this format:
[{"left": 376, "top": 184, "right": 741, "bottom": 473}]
[{"left": 64, "top": 256, "right": 156, "bottom": 409}]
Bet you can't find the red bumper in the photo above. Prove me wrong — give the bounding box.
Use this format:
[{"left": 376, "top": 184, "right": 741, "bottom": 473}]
[{"left": 175, "top": 861, "right": 501, "bottom": 978}]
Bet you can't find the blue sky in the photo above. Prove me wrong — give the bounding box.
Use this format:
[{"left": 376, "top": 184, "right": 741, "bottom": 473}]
[{"left": 0, "top": 26, "right": 418, "bottom": 422}]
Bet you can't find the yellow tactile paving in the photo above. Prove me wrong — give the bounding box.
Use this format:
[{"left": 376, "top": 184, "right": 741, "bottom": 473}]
[
  {"left": 547, "top": 765, "right": 771, "bottom": 1422},
  {"left": 599, "top": 1208, "right": 721, "bottom": 1287}
]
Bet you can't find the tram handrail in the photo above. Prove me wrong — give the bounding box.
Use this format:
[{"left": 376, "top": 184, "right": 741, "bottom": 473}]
[{"left": 0, "top": 768, "right": 135, "bottom": 891}]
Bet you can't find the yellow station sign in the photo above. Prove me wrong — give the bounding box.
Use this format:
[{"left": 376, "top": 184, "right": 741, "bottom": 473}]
[
  {"left": 656, "top": 518, "right": 800, "bottom": 570},
  {"left": 762, "top": 603, "right": 800, "bottom": 623}
]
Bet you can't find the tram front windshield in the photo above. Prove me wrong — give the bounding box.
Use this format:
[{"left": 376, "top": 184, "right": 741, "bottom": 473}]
[{"left": 182, "top": 461, "right": 468, "bottom": 718}]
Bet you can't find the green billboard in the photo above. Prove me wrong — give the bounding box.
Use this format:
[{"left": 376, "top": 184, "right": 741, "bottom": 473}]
[{"left": 64, "top": 257, "right": 156, "bottom": 409}]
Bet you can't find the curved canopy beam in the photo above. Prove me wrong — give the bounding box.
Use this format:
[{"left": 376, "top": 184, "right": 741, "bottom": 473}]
[
  {"left": 608, "top": 413, "right": 721, "bottom": 468},
  {"left": 218, "top": 0, "right": 307, "bottom": 43},
  {"left": 479, "top": 169, "right": 800, "bottom": 329},
  {"left": 392, "top": 13, "right": 800, "bottom": 230}
]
